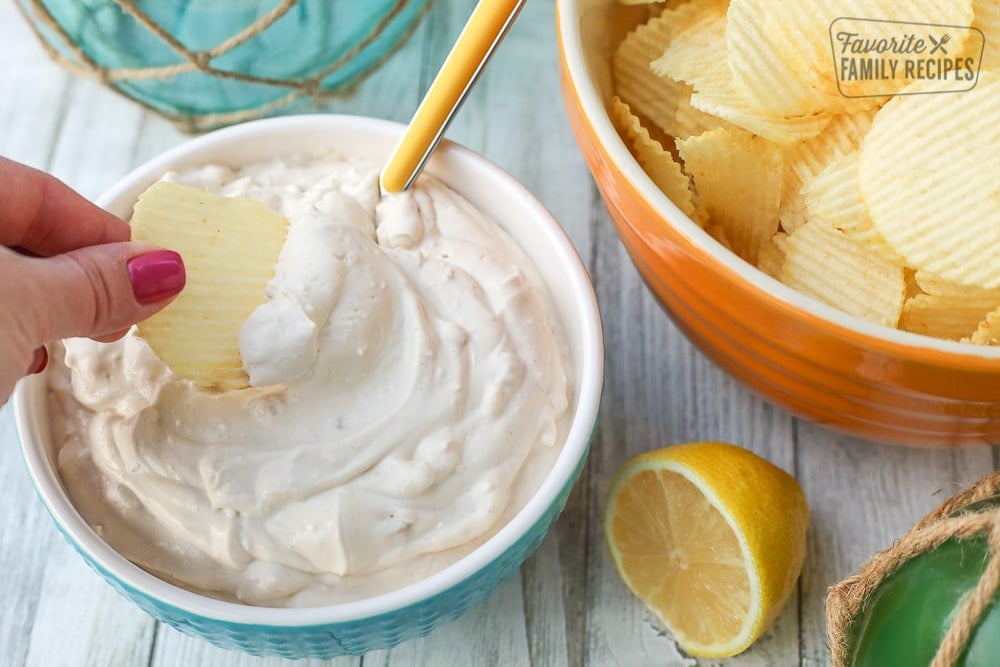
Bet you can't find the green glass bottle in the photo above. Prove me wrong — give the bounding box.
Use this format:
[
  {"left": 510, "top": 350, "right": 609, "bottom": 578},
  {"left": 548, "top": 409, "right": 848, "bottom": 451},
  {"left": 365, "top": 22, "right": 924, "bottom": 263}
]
[{"left": 848, "top": 536, "right": 999, "bottom": 666}]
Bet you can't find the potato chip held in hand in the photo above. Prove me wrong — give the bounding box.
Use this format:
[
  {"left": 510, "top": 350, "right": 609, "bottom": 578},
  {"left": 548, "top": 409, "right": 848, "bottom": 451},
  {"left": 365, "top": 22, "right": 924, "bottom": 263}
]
[{"left": 130, "top": 180, "right": 288, "bottom": 391}]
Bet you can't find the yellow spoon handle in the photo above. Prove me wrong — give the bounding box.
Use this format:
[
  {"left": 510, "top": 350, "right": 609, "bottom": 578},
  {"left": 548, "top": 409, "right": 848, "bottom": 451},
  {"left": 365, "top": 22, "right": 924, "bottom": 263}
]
[{"left": 380, "top": 0, "right": 526, "bottom": 194}]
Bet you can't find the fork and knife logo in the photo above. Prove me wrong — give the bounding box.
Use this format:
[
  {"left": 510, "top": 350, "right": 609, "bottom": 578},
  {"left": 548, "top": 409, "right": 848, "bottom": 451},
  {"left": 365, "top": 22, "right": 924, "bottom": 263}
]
[{"left": 928, "top": 33, "right": 951, "bottom": 54}]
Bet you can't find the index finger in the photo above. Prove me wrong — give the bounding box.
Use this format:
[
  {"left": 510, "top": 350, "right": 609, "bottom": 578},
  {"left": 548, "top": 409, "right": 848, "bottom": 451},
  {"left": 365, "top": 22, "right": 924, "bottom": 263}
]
[{"left": 0, "top": 157, "right": 130, "bottom": 256}]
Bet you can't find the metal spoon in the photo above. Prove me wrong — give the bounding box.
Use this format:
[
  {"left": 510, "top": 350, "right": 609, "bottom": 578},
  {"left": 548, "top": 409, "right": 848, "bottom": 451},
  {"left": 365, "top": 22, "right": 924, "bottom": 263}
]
[{"left": 379, "top": 0, "right": 526, "bottom": 194}]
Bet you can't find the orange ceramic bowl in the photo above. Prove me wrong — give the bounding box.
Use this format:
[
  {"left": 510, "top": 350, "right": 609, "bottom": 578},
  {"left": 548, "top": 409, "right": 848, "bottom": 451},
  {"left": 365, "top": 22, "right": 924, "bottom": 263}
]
[{"left": 556, "top": 0, "right": 1000, "bottom": 447}]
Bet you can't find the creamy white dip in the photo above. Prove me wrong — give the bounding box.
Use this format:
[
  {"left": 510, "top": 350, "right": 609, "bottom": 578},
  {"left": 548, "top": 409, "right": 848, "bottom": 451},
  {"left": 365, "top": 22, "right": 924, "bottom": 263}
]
[{"left": 47, "top": 154, "right": 572, "bottom": 606}]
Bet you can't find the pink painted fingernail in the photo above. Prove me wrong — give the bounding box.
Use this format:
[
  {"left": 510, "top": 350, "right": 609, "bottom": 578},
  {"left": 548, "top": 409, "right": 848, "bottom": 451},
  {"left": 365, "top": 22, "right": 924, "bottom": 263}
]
[
  {"left": 127, "top": 250, "right": 185, "bottom": 305},
  {"left": 28, "top": 346, "right": 48, "bottom": 375}
]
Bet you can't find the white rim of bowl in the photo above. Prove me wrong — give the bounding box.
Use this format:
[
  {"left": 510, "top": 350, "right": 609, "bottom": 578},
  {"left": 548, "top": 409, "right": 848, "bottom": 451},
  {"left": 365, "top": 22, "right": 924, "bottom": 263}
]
[
  {"left": 557, "top": 0, "right": 1000, "bottom": 362},
  {"left": 14, "top": 114, "right": 605, "bottom": 626}
]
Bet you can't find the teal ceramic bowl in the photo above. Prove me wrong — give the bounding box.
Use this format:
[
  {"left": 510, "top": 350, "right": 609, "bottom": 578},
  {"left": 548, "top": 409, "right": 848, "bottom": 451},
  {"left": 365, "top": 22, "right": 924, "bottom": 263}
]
[
  {"left": 15, "top": 0, "right": 428, "bottom": 129},
  {"left": 13, "top": 115, "right": 604, "bottom": 658}
]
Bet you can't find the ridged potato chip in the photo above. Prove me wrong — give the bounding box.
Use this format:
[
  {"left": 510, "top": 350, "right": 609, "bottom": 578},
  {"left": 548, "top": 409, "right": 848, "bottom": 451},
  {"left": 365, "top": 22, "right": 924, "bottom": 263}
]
[
  {"left": 705, "top": 222, "right": 735, "bottom": 253},
  {"left": 779, "top": 110, "right": 878, "bottom": 236},
  {"left": 756, "top": 232, "right": 788, "bottom": 279},
  {"left": 967, "top": 306, "right": 1000, "bottom": 345},
  {"left": 677, "top": 127, "right": 783, "bottom": 263},
  {"left": 777, "top": 177, "right": 809, "bottom": 235},
  {"left": 904, "top": 269, "right": 921, "bottom": 300},
  {"left": 784, "top": 110, "right": 877, "bottom": 190},
  {"left": 801, "top": 152, "right": 902, "bottom": 264},
  {"left": 780, "top": 221, "right": 905, "bottom": 327},
  {"left": 649, "top": 4, "right": 723, "bottom": 90},
  {"left": 914, "top": 271, "right": 1000, "bottom": 301},
  {"left": 726, "top": 0, "right": 846, "bottom": 117},
  {"left": 613, "top": 11, "right": 685, "bottom": 137},
  {"left": 131, "top": 181, "right": 288, "bottom": 391},
  {"left": 727, "top": 0, "right": 973, "bottom": 116},
  {"left": 611, "top": 1, "right": 711, "bottom": 138},
  {"left": 859, "top": 73, "right": 1000, "bottom": 289},
  {"left": 972, "top": 0, "right": 1000, "bottom": 70},
  {"left": 668, "top": 86, "right": 737, "bottom": 140},
  {"left": 801, "top": 153, "right": 864, "bottom": 230},
  {"left": 959, "top": 0, "right": 1000, "bottom": 71},
  {"left": 900, "top": 293, "right": 1000, "bottom": 340},
  {"left": 651, "top": 3, "right": 831, "bottom": 145},
  {"left": 902, "top": 273, "right": 1000, "bottom": 339},
  {"left": 611, "top": 97, "right": 697, "bottom": 219}
]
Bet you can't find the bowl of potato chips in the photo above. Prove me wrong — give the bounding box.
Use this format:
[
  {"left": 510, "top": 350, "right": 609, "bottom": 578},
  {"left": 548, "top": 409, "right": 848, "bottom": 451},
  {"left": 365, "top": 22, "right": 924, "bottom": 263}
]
[{"left": 557, "top": 0, "right": 1000, "bottom": 446}]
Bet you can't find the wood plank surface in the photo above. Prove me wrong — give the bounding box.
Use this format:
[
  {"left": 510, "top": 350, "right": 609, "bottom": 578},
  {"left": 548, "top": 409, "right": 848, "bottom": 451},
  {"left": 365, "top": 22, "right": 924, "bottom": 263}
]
[{"left": 1, "top": 0, "right": 997, "bottom": 665}]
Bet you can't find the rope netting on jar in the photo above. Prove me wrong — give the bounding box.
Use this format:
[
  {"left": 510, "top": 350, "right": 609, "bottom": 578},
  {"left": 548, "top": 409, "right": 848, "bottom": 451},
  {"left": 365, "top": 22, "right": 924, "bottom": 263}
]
[
  {"left": 16, "top": 0, "right": 421, "bottom": 132},
  {"left": 826, "top": 471, "right": 1000, "bottom": 667}
]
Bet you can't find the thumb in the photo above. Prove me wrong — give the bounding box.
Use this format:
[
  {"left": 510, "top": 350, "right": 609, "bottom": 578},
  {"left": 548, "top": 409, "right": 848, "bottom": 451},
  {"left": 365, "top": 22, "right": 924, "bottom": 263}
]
[{"left": 15, "top": 242, "right": 185, "bottom": 345}]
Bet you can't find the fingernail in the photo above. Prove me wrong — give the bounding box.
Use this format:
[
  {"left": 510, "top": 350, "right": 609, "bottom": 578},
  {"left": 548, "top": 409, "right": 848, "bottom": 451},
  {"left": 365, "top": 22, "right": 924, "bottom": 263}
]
[
  {"left": 28, "top": 346, "right": 48, "bottom": 375},
  {"left": 127, "top": 250, "right": 185, "bottom": 305}
]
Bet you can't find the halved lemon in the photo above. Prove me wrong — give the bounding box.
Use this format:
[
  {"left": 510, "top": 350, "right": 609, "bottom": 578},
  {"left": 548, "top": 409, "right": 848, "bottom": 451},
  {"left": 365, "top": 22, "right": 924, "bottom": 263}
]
[{"left": 603, "top": 441, "right": 809, "bottom": 658}]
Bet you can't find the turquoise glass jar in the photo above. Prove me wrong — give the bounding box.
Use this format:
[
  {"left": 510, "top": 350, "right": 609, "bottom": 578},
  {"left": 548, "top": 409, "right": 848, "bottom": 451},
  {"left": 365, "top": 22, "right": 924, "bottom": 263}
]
[{"left": 15, "top": 0, "right": 428, "bottom": 129}]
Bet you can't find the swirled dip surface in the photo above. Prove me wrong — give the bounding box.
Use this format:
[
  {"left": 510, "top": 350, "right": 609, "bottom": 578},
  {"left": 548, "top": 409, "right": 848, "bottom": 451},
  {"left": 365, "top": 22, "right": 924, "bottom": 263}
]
[{"left": 48, "top": 155, "right": 572, "bottom": 606}]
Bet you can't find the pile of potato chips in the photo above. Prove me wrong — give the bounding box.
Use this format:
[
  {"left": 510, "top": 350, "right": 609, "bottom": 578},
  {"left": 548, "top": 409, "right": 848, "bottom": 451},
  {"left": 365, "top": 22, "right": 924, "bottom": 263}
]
[{"left": 610, "top": 0, "right": 1000, "bottom": 345}]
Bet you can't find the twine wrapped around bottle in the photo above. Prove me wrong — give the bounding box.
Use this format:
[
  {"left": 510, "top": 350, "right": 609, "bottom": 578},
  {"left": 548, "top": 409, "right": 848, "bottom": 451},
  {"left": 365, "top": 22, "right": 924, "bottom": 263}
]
[
  {"left": 15, "top": 0, "right": 427, "bottom": 133},
  {"left": 826, "top": 471, "right": 1000, "bottom": 667}
]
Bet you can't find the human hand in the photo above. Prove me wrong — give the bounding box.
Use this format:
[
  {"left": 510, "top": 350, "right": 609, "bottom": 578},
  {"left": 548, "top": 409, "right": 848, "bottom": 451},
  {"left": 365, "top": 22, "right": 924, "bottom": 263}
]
[{"left": 0, "top": 157, "right": 185, "bottom": 404}]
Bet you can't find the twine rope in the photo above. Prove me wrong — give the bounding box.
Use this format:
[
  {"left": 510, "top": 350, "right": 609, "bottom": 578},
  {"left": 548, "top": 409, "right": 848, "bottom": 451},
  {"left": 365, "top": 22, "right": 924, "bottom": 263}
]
[
  {"left": 16, "top": 0, "right": 416, "bottom": 132},
  {"left": 826, "top": 472, "right": 1000, "bottom": 667},
  {"left": 930, "top": 520, "right": 1000, "bottom": 667}
]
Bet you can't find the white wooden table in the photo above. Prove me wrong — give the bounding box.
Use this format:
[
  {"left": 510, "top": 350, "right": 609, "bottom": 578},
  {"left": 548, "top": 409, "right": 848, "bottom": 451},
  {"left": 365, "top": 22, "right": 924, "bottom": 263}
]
[{"left": 1, "top": 1, "right": 997, "bottom": 665}]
